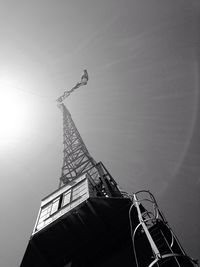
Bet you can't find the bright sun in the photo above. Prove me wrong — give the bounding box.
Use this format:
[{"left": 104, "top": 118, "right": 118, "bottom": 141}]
[{"left": 0, "top": 83, "right": 30, "bottom": 146}]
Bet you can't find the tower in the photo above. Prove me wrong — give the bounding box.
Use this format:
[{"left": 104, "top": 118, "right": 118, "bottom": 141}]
[{"left": 20, "top": 71, "right": 198, "bottom": 267}]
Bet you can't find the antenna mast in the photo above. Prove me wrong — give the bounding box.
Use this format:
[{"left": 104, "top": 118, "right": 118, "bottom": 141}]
[
  {"left": 56, "top": 70, "right": 121, "bottom": 197},
  {"left": 56, "top": 70, "right": 97, "bottom": 187}
]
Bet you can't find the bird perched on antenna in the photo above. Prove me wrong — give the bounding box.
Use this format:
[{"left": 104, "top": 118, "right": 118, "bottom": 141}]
[{"left": 56, "top": 69, "right": 89, "bottom": 103}]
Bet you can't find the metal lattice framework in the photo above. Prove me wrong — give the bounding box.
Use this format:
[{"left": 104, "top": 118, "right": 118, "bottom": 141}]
[
  {"left": 56, "top": 71, "right": 121, "bottom": 198},
  {"left": 58, "top": 103, "right": 99, "bottom": 188}
]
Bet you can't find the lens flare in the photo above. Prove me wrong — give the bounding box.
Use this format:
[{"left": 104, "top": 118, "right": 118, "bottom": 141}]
[{"left": 0, "top": 83, "right": 30, "bottom": 146}]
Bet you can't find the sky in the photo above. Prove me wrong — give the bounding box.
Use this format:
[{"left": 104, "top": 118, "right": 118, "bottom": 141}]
[{"left": 0, "top": 0, "right": 199, "bottom": 266}]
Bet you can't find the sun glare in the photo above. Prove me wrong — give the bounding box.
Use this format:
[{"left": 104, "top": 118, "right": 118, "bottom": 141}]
[{"left": 0, "top": 84, "right": 30, "bottom": 146}]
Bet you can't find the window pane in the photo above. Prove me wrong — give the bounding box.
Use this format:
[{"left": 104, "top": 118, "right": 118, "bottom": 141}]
[
  {"left": 40, "top": 206, "right": 51, "bottom": 216},
  {"left": 38, "top": 203, "right": 51, "bottom": 227},
  {"left": 63, "top": 190, "right": 71, "bottom": 206},
  {"left": 51, "top": 198, "right": 59, "bottom": 215}
]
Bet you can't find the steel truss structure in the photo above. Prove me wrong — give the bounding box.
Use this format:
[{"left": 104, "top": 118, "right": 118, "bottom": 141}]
[
  {"left": 58, "top": 103, "right": 98, "bottom": 187},
  {"left": 58, "top": 103, "right": 122, "bottom": 198}
]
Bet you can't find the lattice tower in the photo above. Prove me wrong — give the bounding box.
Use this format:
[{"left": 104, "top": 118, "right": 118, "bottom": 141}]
[{"left": 58, "top": 103, "right": 99, "bottom": 187}]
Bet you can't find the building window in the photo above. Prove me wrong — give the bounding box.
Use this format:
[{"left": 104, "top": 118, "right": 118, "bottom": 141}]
[
  {"left": 37, "top": 197, "right": 60, "bottom": 230},
  {"left": 38, "top": 204, "right": 51, "bottom": 224},
  {"left": 63, "top": 190, "right": 71, "bottom": 206},
  {"left": 51, "top": 198, "right": 59, "bottom": 215},
  {"left": 36, "top": 178, "right": 88, "bottom": 231}
]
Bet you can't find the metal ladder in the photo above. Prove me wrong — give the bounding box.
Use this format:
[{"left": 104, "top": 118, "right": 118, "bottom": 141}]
[{"left": 129, "top": 190, "right": 198, "bottom": 267}]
